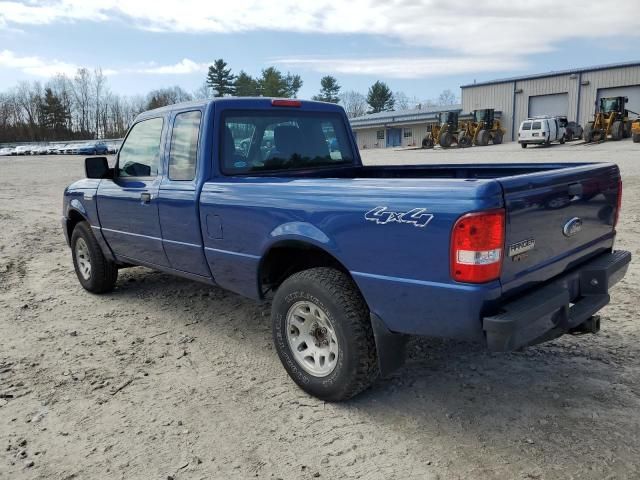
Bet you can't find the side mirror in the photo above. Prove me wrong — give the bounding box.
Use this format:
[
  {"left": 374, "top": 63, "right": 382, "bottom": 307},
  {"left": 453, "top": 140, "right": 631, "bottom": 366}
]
[{"left": 85, "top": 156, "right": 111, "bottom": 179}]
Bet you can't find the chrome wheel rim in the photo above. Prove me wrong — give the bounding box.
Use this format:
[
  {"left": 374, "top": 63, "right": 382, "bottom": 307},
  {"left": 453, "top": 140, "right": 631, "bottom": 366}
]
[
  {"left": 286, "top": 300, "right": 339, "bottom": 377},
  {"left": 75, "top": 238, "right": 91, "bottom": 280}
]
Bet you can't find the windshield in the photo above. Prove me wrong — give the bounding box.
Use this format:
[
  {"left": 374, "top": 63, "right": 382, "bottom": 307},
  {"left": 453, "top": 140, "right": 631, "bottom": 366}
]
[
  {"left": 600, "top": 98, "right": 619, "bottom": 113},
  {"left": 222, "top": 111, "right": 355, "bottom": 174}
]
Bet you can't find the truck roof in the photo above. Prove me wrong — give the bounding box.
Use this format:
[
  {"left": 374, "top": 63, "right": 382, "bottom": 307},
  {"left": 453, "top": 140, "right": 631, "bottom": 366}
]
[{"left": 139, "top": 97, "right": 343, "bottom": 118}]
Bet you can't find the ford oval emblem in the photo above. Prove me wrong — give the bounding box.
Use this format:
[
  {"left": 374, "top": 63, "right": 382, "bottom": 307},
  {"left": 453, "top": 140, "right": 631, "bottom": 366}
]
[{"left": 563, "top": 217, "right": 583, "bottom": 237}]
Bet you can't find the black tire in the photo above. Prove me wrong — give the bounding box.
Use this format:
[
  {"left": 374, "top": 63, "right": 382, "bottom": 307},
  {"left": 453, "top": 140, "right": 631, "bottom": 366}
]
[
  {"left": 633, "top": 133, "right": 640, "bottom": 143},
  {"left": 458, "top": 135, "right": 472, "bottom": 148},
  {"left": 560, "top": 135, "right": 565, "bottom": 145},
  {"left": 623, "top": 122, "right": 631, "bottom": 139},
  {"left": 475, "top": 130, "right": 490, "bottom": 146},
  {"left": 271, "top": 267, "right": 379, "bottom": 401},
  {"left": 520, "top": 143, "right": 527, "bottom": 148},
  {"left": 422, "top": 135, "right": 434, "bottom": 149},
  {"left": 439, "top": 132, "right": 453, "bottom": 148},
  {"left": 584, "top": 123, "right": 594, "bottom": 143},
  {"left": 492, "top": 131, "right": 503, "bottom": 145},
  {"left": 71, "top": 221, "right": 118, "bottom": 293},
  {"left": 566, "top": 128, "right": 574, "bottom": 141},
  {"left": 611, "top": 121, "right": 623, "bottom": 141}
]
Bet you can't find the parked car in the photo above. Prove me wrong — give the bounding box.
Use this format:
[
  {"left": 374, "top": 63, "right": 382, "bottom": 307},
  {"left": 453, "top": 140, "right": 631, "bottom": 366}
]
[
  {"left": 106, "top": 142, "right": 120, "bottom": 154},
  {"left": 14, "top": 145, "right": 32, "bottom": 155},
  {"left": 33, "top": 144, "right": 49, "bottom": 155},
  {"left": 564, "top": 121, "right": 584, "bottom": 141},
  {"left": 0, "top": 147, "right": 14, "bottom": 156},
  {"left": 47, "top": 144, "right": 62, "bottom": 154},
  {"left": 55, "top": 144, "right": 70, "bottom": 154},
  {"left": 518, "top": 116, "right": 566, "bottom": 148},
  {"left": 76, "top": 141, "right": 109, "bottom": 156},
  {"left": 62, "top": 98, "right": 630, "bottom": 401}
]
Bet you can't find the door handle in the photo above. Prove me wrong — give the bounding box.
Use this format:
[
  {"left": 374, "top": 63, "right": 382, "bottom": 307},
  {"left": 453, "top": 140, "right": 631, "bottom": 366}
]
[{"left": 140, "top": 192, "right": 151, "bottom": 204}]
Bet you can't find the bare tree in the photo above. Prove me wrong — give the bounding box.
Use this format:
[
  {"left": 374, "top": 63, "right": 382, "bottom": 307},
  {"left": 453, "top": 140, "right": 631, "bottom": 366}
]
[
  {"left": 394, "top": 91, "right": 410, "bottom": 111},
  {"left": 339, "top": 90, "right": 367, "bottom": 118},
  {"left": 73, "top": 68, "right": 92, "bottom": 134},
  {"left": 437, "top": 89, "right": 459, "bottom": 106},
  {"left": 93, "top": 68, "right": 106, "bottom": 138}
]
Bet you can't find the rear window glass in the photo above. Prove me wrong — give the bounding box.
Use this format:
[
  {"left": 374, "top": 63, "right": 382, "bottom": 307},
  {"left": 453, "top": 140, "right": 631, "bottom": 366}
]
[
  {"left": 522, "top": 122, "right": 532, "bottom": 130},
  {"left": 221, "top": 111, "right": 354, "bottom": 174},
  {"left": 532, "top": 121, "right": 542, "bottom": 130}
]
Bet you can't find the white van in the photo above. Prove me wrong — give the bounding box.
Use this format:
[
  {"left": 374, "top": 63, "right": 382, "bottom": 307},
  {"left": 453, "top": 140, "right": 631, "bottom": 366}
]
[{"left": 518, "top": 116, "right": 566, "bottom": 148}]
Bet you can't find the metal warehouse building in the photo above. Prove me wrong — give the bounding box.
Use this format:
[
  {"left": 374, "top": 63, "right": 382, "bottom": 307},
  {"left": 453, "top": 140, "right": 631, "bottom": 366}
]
[
  {"left": 461, "top": 61, "right": 640, "bottom": 142},
  {"left": 350, "top": 105, "right": 462, "bottom": 149}
]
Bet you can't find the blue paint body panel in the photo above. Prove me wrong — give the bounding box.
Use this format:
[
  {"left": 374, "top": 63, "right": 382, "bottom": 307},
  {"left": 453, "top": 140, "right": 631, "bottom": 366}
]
[{"left": 62, "top": 97, "right": 625, "bottom": 343}]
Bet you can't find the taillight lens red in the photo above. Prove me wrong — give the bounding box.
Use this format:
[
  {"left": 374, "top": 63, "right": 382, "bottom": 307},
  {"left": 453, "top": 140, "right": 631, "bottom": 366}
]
[
  {"left": 451, "top": 209, "right": 505, "bottom": 283},
  {"left": 271, "top": 99, "right": 302, "bottom": 107},
  {"left": 614, "top": 178, "right": 622, "bottom": 228}
]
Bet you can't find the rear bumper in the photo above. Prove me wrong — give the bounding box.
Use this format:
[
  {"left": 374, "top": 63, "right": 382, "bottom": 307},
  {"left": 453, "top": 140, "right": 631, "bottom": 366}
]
[
  {"left": 483, "top": 250, "right": 631, "bottom": 351},
  {"left": 519, "top": 139, "right": 545, "bottom": 145}
]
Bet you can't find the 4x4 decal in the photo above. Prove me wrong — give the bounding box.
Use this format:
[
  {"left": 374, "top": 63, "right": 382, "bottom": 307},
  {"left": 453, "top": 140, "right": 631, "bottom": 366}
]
[{"left": 365, "top": 207, "right": 434, "bottom": 228}]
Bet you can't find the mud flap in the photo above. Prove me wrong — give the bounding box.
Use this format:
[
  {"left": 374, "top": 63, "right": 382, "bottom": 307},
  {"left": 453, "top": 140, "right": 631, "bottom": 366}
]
[{"left": 370, "top": 313, "right": 409, "bottom": 377}]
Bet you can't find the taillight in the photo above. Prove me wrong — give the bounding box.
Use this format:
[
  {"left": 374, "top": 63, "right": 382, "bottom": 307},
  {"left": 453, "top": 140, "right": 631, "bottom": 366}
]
[
  {"left": 451, "top": 209, "right": 505, "bottom": 283},
  {"left": 271, "top": 99, "right": 301, "bottom": 107},
  {"left": 614, "top": 178, "right": 622, "bottom": 228}
]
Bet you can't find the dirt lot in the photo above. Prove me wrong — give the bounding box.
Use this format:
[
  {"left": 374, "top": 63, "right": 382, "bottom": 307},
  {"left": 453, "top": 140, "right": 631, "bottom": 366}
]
[{"left": 1, "top": 141, "right": 639, "bottom": 479}]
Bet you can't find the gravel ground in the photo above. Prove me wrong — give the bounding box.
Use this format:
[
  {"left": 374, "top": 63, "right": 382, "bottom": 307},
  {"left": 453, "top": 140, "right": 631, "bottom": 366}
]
[{"left": 1, "top": 140, "right": 639, "bottom": 479}]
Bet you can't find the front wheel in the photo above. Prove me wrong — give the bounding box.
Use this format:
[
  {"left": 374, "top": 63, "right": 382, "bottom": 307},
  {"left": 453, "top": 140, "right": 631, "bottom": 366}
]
[
  {"left": 271, "top": 267, "right": 379, "bottom": 401},
  {"left": 633, "top": 133, "right": 640, "bottom": 143},
  {"left": 71, "top": 221, "right": 118, "bottom": 293}
]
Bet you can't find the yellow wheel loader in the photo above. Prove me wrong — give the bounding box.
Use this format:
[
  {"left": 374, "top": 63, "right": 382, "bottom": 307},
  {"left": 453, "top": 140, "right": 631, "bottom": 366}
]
[{"left": 583, "top": 96, "right": 636, "bottom": 143}]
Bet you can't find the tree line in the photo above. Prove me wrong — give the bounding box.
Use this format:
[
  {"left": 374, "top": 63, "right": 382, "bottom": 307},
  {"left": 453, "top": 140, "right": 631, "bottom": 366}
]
[{"left": 0, "top": 59, "right": 459, "bottom": 143}]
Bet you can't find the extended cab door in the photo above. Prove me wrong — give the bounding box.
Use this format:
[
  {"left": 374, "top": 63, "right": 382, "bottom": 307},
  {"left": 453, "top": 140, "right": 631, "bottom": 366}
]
[
  {"left": 157, "top": 110, "right": 210, "bottom": 277},
  {"left": 97, "top": 116, "right": 169, "bottom": 267}
]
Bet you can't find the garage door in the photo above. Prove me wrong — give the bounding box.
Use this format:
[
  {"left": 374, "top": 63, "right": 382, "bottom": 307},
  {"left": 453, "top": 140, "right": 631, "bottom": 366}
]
[
  {"left": 528, "top": 93, "right": 569, "bottom": 117},
  {"left": 597, "top": 85, "right": 640, "bottom": 116}
]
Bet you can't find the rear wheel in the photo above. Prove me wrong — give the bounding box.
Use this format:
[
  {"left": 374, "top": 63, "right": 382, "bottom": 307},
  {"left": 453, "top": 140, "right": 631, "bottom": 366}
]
[
  {"left": 422, "top": 135, "right": 434, "bottom": 149},
  {"left": 71, "top": 221, "right": 118, "bottom": 293},
  {"left": 439, "top": 132, "right": 453, "bottom": 148},
  {"left": 492, "top": 131, "right": 503, "bottom": 145},
  {"left": 633, "top": 133, "right": 640, "bottom": 143},
  {"left": 520, "top": 143, "right": 527, "bottom": 148},
  {"left": 475, "top": 130, "right": 490, "bottom": 146},
  {"left": 458, "top": 135, "right": 472, "bottom": 148},
  {"left": 271, "top": 267, "right": 379, "bottom": 401},
  {"left": 583, "top": 123, "right": 594, "bottom": 143},
  {"left": 611, "top": 121, "right": 624, "bottom": 141},
  {"left": 623, "top": 122, "right": 632, "bottom": 138}
]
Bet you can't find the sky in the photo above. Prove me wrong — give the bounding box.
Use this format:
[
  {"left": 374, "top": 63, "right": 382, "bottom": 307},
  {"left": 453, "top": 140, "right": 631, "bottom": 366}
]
[{"left": 0, "top": 0, "right": 639, "bottom": 103}]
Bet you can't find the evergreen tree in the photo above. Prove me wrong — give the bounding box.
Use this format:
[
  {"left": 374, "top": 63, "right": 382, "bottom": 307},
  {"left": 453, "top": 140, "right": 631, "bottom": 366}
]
[
  {"left": 312, "top": 76, "right": 341, "bottom": 103},
  {"left": 41, "top": 87, "right": 68, "bottom": 138},
  {"left": 234, "top": 71, "right": 260, "bottom": 96},
  {"left": 206, "top": 59, "right": 235, "bottom": 97},
  {"left": 258, "top": 67, "right": 303, "bottom": 98},
  {"left": 366, "top": 81, "right": 395, "bottom": 113}
]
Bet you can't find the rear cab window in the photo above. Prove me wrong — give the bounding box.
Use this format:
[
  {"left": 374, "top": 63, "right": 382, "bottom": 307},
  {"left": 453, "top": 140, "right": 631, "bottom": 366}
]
[
  {"left": 168, "top": 110, "right": 202, "bottom": 181},
  {"left": 221, "top": 111, "right": 355, "bottom": 174}
]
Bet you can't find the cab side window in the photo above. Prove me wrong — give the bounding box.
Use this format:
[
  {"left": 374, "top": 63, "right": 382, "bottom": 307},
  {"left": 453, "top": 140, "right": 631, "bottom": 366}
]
[
  {"left": 118, "top": 117, "right": 164, "bottom": 177},
  {"left": 168, "top": 111, "right": 202, "bottom": 181}
]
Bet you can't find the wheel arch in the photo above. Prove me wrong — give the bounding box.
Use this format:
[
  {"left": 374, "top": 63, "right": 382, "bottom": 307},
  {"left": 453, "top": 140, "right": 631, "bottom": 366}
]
[{"left": 258, "top": 239, "right": 353, "bottom": 299}]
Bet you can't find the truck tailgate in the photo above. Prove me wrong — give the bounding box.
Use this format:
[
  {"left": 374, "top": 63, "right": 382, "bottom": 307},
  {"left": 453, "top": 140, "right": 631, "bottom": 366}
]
[{"left": 499, "top": 163, "right": 620, "bottom": 293}]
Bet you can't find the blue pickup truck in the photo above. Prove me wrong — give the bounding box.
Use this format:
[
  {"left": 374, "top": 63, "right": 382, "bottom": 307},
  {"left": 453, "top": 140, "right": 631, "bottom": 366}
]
[{"left": 62, "top": 98, "right": 630, "bottom": 401}]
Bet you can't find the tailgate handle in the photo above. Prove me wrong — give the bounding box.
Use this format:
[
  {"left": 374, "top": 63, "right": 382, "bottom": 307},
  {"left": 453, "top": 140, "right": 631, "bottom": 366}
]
[{"left": 568, "top": 183, "right": 583, "bottom": 196}]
